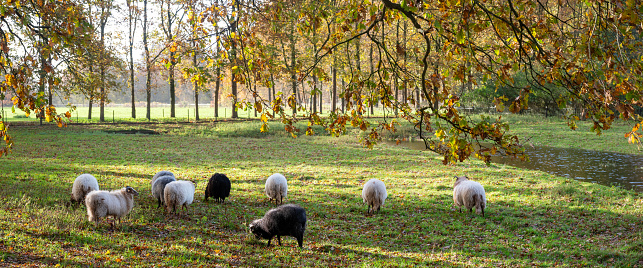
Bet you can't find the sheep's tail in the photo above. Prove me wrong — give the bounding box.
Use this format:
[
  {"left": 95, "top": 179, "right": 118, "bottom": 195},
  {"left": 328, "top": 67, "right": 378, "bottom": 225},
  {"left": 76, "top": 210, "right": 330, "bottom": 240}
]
[
  {"left": 474, "top": 194, "right": 485, "bottom": 216},
  {"left": 87, "top": 196, "right": 103, "bottom": 222}
]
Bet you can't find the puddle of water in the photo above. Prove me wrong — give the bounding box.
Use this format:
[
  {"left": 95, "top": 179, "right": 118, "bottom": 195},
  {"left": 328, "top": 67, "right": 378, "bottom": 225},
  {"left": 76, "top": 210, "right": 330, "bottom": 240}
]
[{"left": 387, "top": 141, "right": 643, "bottom": 192}]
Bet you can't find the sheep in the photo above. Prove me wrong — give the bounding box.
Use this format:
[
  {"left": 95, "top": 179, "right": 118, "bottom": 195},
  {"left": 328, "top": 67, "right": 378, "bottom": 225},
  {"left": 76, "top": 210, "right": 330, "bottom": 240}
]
[
  {"left": 152, "top": 175, "right": 176, "bottom": 208},
  {"left": 151, "top": 170, "right": 174, "bottom": 192},
  {"left": 361, "top": 179, "right": 388, "bottom": 214},
  {"left": 164, "top": 180, "right": 197, "bottom": 214},
  {"left": 265, "top": 173, "right": 287, "bottom": 205},
  {"left": 205, "top": 173, "right": 231, "bottom": 203},
  {"left": 249, "top": 204, "right": 307, "bottom": 248},
  {"left": 71, "top": 174, "right": 99, "bottom": 205},
  {"left": 85, "top": 186, "right": 139, "bottom": 225},
  {"left": 453, "top": 176, "right": 487, "bottom": 217}
]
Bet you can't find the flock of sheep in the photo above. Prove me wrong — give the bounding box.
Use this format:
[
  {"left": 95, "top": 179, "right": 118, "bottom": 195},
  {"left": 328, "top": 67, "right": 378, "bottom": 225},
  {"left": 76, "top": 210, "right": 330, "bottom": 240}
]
[{"left": 70, "top": 172, "right": 487, "bottom": 248}]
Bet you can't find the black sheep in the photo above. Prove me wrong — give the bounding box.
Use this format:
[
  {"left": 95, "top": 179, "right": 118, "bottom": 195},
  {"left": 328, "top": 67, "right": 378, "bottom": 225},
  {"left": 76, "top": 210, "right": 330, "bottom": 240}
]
[
  {"left": 204, "top": 173, "right": 231, "bottom": 202},
  {"left": 249, "top": 204, "right": 307, "bottom": 247}
]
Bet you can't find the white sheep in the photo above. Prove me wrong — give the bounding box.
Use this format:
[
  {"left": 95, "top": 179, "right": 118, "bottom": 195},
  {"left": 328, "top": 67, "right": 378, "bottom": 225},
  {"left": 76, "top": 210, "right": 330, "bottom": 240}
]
[
  {"left": 361, "top": 179, "right": 387, "bottom": 214},
  {"left": 453, "top": 176, "right": 487, "bottom": 216},
  {"left": 164, "top": 180, "right": 196, "bottom": 214},
  {"left": 85, "top": 186, "right": 139, "bottom": 225},
  {"left": 71, "top": 174, "right": 100, "bottom": 205},
  {"left": 265, "top": 173, "right": 288, "bottom": 205},
  {"left": 151, "top": 171, "right": 174, "bottom": 192}
]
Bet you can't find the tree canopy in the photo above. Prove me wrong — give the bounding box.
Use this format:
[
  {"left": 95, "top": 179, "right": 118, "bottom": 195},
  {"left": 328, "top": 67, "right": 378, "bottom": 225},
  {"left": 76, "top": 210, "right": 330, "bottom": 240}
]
[{"left": 2, "top": 0, "right": 643, "bottom": 164}]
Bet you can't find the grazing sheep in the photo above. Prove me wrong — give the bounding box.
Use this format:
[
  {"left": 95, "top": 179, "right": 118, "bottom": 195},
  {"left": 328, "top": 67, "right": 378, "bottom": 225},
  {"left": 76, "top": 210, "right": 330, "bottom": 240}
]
[
  {"left": 265, "top": 173, "right": 287, "bottom": 205},
  {"left": 152, "top": 175, "right": 176, "bottom": 208},
  {"left": 361, "top": 179, "right": 388, "bottom": 214},
  {"left": 151, "top": 171, "right": 174, "bottom": 192},
  {"left": 249, "top": 204, "right": 307, "bottom": 248},
  {"left": 453, "top": 176, "right": 487, "bottom": 216},
  {"left": 71, "top": 174, "right": 99, "bottom": 205},
  {"left": 85, "top": 186, "right": 139, "bottom": 225},
  {"left": 205, "top": 173, "right": 231, "bottom": 203},
  {"left": 164, "top": 180, "right": 196, "bottom": 214}
]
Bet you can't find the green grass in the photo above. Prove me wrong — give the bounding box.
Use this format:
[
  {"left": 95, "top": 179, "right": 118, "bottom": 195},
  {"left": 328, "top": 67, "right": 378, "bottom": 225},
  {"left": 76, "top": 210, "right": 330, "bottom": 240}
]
[
  {"left": 502, "top": 114, "right": 642, "bottom": 154},
  {"left": 380, "top": 113, "right": 642, "bottom": 155},
  {"left": 0, "top": 121, "right": 641, "bottom": 267},
  {"left": 0, "top": 105, "right": 396, "bottom": 123}
]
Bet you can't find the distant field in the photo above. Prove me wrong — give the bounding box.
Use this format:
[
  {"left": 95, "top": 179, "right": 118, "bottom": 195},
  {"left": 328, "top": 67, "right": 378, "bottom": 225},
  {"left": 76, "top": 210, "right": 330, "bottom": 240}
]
[{"left": 0, "top": 105, "right": 395, "bottom": 123}]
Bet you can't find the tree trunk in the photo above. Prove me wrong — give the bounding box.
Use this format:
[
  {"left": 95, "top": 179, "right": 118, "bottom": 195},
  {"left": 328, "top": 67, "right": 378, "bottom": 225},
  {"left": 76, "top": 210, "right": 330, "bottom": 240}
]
[
  {"left": 369, "top": 43, "right": 374, "bottom": 116},
  {"left": 127, "top": 0, "right": 136, "bottom": 118},
  {"left": 230, "top": 2, "right": 238, "bottom": 118},
  {"left": 290, "top": 23, "right": 297, "bottom": 116},
  {"left": 215, "top": 67, "right": 220, "bottom": 117},
  {"left": 402, "top": 21, "right": 408, "bottom": 107},
  {"left": 88, "top": 95, "right": 93, "bottom": 120},
  {"left": 355, "top": 29, "right": 361, "bottom": 115},
  {"left": 144, "top": 0, "right": 151, "bottom": 120},
  {"left": 341, "top": 80, "right": 345, "bottom": 113},
  {"left": 332, "top": 66, "right": 337, "bottom": 112},
  {"left": 39, "top": 38, "right": 48, "bottom": 125},
  {"left": 99, "top": 4, "right": 109, "bottom": 123},
  {"left": 166, "top": 6, "right": 176, "bottom": 118},
  {"left": 253, "top": 83, "right": 258, "bottom": 117},
  {"left": 394, "top": 21, "right": 400, "bottom": 116},
  {"left": 269, "top": 74, "right": 274, "bottom": 103},
  {"left": 319, "top": 80, "right": 323, "bottom": 114},
  {"left": 193, "top": 42, "right": 199, "bottom": 120}
]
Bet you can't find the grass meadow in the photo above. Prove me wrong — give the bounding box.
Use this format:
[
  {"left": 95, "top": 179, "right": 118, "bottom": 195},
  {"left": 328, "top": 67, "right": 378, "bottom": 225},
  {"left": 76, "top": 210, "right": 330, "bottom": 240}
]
[{"left": 0, "top": 117, "right": 641, "bottom": 267}]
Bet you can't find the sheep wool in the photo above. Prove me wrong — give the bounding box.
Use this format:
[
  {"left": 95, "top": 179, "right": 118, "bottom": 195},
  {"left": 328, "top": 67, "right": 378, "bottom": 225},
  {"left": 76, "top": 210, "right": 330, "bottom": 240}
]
[
  {"left": 265, "top": 173, "right": 287, "bottom": 205},
  {"left": 453, "top": 176, "right": 487, "bottom": 216},
  {"left": 86, "top": 186, "right": 139, "bottom": 225},
  {"left": 361, "top": 179, "right": 387, "bottom": 214},
  {"left": 205, "top": 173, "right": 231, "bottom": 203},
  {"left": 164, "top": 180, "right": 196, "bottom": 214},
  {"left": 71, "top": 174, "right": 100, "bottom": 205},
  {"left": 151, "top": 171, "right": 175, "bottom": 192},
  {"left": 152, "top": 175, "right": 176, "bottom": 208},
  {"left": 249, "top": 204, "right": 307, "bottom": 247}
]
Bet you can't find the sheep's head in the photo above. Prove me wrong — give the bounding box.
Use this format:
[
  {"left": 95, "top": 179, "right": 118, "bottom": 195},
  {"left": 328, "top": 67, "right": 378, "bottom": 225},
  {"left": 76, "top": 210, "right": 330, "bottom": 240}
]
[
  {"left": 249, "top": 219, "right": 271, "bottom": 239},
  {"left": 454, "top": 176, "right": 469, "bottom": 187},
  {"left": 125, "top": 186, "right": 139, "bottom": 196}
]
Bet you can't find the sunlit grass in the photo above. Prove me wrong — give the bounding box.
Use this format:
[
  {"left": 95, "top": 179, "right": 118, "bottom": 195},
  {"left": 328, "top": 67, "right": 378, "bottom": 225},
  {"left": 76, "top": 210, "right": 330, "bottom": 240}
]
[{"left": 0, "top": 121, "right": 641, "bottom": 266}]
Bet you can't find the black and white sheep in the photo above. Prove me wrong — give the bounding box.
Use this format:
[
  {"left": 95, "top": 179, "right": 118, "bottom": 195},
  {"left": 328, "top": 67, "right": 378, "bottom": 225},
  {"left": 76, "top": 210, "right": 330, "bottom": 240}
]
[
  {"left": 85, "top": 186, "right": 139, "bottom": 225},
  {"left": 361, "top": 179, "right": 387, "bottom": 214},
  {"left": 453, "top": 176, "right": 487, "bottom": 216},
  {"left": 71, "top": 174, "right": 99, "bottom": 205},
  {"left": 249, "top": 204, "right": 307, "bottom": 248},
  {"left": 164, "top": 180, "right": 196, "bottom": 214},
  {"left": 151, "top": 170, "right": 174, "bottom": 192},
  {"left": 205, "top": 173, "right": 231, "bottom": 203},
  {"left": 152, "top": 175, "right": 176, "bottom": 208},
  {"left": 265, "top": 173, "right": 287, "bottom": 205}
]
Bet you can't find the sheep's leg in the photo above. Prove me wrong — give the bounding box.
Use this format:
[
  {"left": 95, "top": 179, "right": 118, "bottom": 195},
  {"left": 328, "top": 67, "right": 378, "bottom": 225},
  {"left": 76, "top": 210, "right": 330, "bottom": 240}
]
[
  {"left": 296, "top": 235, "right": 303, "bottom": 248},
  {"left": 157, "top": 198, "right": 162, "bottom": 208},
  {"left": 482, "top": 208, "right": 485, "bottom": 217},
  {"left": 469, "top": 208, "right": 473, "bottom": 213},
  {"left": 267, "top": 238, "right": 272, "bottom": 247},
  {"left": 277, "top": 235, "right": 282, "bottom": 246}
]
